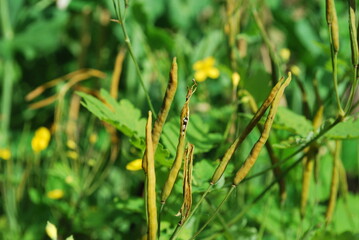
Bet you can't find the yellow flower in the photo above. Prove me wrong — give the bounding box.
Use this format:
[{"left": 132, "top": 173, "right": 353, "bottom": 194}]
[
  {"left": 0, "top": 148, "right": 11, "bottom": 160},
  {"left": 280, "top": 48, "right": 291, "bottom": 61},
  {"left": 126, "top": 159, "right": 143, "bottom": 171},
  {"left": 290, "top": 65, "right": 301, "bottom": 76},
  {"left": 31, "top": 127, "right": 51, "bottom": 153},
  {"left": 232, "top": 72, "right": 240, "bottom": 87},
  {"left": 45, "top": 221, "right": 58, "bottom": 240},
  {"left": 47, "top": 189, "right": 64, "bottom": 200},
  {"left": 193, "top": 57, "right": 220, "bottom": 82},
  {"left": 35, "top": 127, "right": 51, "bottom": 142}
]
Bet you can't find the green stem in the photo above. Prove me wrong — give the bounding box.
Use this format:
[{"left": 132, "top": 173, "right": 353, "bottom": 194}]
[
  {"left": 332, "top": 51, "right": 344, "bottom": 116},
  {"left": 190, "top": 186, "right": 235, "bottom": 239},
  {"left": 344, "top": 65, "right": 358, "bottom": 114},
  {"left": 113, "top": 0, "right": 157, "bottom": 118},
  {"left": 0, "top": 0, "right": 14, "bottom": 147},
  {"left": 251, "top": 7, "right": 281, "bottom": 84},
  {"left": 243, "top": 116, "right": 342, "bottom": 183}
]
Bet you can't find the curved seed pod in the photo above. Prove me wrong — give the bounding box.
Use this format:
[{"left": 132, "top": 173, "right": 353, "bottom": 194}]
[
  {"left": 331, "top": 1, "right": 340, "bottom": 52},
  {"left": 244, "top": 91, "right": 287, "bottom": 203},
  {"left": 143, "top": 57, "right": 178, "bottom": 172},
  {"left": 325, "top": 141, "right": 341, "bottom": 225},
  {"left": 348, "top": 0, "right": 358, "bottom": 66},
  {"left": 211, "top": 77, "right": 285, "bottom": 185},
  {"left": 152, "top": 57, "right": 178, "bottom": 148},
  {"left": 145, "top": 111, "right": 158, "bottom": 240},
  {"left": 161, "top": 81, "right": 197, "bottom": 204},
  {"left": 300, "top": 151, "right": 315, "bottom": 219},
  {"left": 232, "top": 73, "right": 292, "bottom": 186}
]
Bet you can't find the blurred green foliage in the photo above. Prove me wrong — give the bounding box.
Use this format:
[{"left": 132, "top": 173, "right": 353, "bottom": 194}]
[{"left": 0, "top": 0, "right": 359, "bottom": 239}]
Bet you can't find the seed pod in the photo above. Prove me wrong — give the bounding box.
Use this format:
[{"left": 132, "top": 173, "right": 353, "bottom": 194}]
[
  {"left": 211, "top": 77, "right": 285, "bottom": 185},
  {"left": 143, "top": 57, "right": 178, "bottom": 172},
  {"left": 331, "top": 0, "right": 340, "bottom": 52},
  {"left": 300, "top": 151, "right": 314, "bottom": 219},
  {"left": 232, "top": 73, "right": 292, "bottom": 186},
  {"left": 348, "top": 0, "right": 358, "bottom": 66},
  {"left": 161, "top": 81, "right": 197, "bottom": 204},
  {"left": 152, "top": 57, "right": 178, "bottom": 148},
  {"left": 145, "top": 111, "right": 158, "bottom": 240},
  {"left": 325, "top": 141, "right": 340, "bottom": 225}
]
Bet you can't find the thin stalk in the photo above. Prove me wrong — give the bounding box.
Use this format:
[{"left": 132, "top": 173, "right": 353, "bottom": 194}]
[
  {"left": 243, "top": 116, "right": 342, "bottom": 183},
  {"left": 0, "top": 0, "right": 14, "bottom": 146},
  {"left": 251, "top": 8, "right": 281, "bottom": 84},
  {"left": 113, "top": 0, "right": 157, "bottom": 118},
  {"left": 227, "top": 154, "right": 305, "bottom": 229},
  {"left": 345, "top": 65, "right": 358, "bottom": 114},
  {"left": 332, "top": 51, "right": 344, "bottom": 116},
  {"left": 190, "top": 186, "right": 236, "bottom": 240}
]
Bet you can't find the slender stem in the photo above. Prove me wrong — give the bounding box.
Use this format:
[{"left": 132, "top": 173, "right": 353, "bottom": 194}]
[
  {"left": 0, "top": 0, "right": 14, "bottom": 147},
  {"left": 243, "top": 116, "right": 342, "bottom": 183},
  {"left": 113, "top": 0, "right": 157, "bottom": 118},
  {"left": 170, "top": 185, "right": 212, "bottom": 240},
  {"left": 345, "top": 65, "right": 358, "bottom": 114},
  {"left": 332, "top": 52, "right": 344, "bottom": 116},
  {"left": 190, "top": 186, "right": 236, "bottom": 239}
]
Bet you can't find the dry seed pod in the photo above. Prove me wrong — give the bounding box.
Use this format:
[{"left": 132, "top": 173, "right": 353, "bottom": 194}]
[
  {"left": 243, "top": 91, "right": 287, "bottom": 203},
  {"left": 177, "top": 144, "right": 194, "bottom": 226},
  {"left": 161, "top": 81, "right": 197, "bottom": 204},
  {"left": 210, "top": 77, "right": 285, "bottom": 185},
  {"left": 232, "top": 73, "right": 292, "bottom": 186},
  {"left": 152, "top": 57, "right": 178, "bottom": 148},
  {"left": 145, "top": 111, "right": 158, "bottom": 240},
  {"left": 143, "top": 58, "right": 178, "bottom": 172}
]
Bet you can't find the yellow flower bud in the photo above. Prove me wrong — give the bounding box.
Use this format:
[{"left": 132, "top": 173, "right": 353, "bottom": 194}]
[
  {"left": 126, "top": 159, "right": 143, "bottom": 171},
  {"left": 47, "top": 189, "right": 64, "bottom": 200},
  {"left": 290, "top": 65, "right": 301, "bottom": 76},
  {"left": 232, "top": 72, "right": 240, "bottom": 87},
  {"left": 66, "top": 140, "right": 77, "bottom": 150},
  {"left": 0, "top": 148, "right": 11, "bottom": 160},
  {"left": 45, "top": 221, "right": 58, "bottom": 240},
  {"left": 280, "top": 48, "right": 291, "bottom": 61}
]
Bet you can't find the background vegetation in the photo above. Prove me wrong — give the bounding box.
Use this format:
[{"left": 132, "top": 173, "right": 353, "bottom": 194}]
[{"left": 0, "top": 0, "right": 358, "bottom": 239}]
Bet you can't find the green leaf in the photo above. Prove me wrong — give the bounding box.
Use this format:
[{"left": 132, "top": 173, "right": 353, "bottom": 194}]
[
  {"left": 326, "top": 117, "right": 359, "bottom": 139},
  {"left": 77, "top": 90, "right": 170, "bottom": 166},
  {"left": 273, "top": 107, "right": 313, "bottom": 137},
  {"left": 162, "top": 114, "right": 223, "bottom": 156}
]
